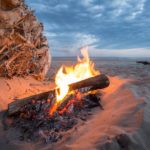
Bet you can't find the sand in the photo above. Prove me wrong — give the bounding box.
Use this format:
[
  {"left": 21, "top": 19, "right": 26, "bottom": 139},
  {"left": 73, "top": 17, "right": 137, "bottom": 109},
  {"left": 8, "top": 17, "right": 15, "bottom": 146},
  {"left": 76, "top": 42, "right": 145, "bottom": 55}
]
[
  {"left": 0, "top": 77, "right": 54, "bottom": 110},
  {"left": 0, "top": 58, "right": 150, "bottom": 150}
]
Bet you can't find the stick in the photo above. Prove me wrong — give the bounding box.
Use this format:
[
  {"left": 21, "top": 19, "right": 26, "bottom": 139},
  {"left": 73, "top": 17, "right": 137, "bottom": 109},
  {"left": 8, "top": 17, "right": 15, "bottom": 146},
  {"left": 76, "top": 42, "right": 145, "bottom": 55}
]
[
  {"left": 5, "top": 51, "right": 23, "bottom": 67},
  {"left": 8, "top": 74, "right": 109, "bottom": 115},
  {"left": 0, "top": 45, "right": 7, "bottom": 55}
]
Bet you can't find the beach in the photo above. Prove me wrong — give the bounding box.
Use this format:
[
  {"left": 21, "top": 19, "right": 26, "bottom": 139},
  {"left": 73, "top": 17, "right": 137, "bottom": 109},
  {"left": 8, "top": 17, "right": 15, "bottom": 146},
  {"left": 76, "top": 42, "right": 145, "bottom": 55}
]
[{"left": 0, "top": 58, "right": 149, "bottom": 150}]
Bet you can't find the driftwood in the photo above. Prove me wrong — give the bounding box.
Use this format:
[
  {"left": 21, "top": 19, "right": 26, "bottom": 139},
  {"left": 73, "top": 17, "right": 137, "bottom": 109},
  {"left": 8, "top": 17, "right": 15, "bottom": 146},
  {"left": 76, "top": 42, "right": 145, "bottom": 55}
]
[
  {"left": 8, "top": 74, "right": 110, "bottom": 115},
  {"left": 0, "top": 45, "right": 7, "bottom": 54},
  {"left": 136, "top": 61, "right": 150, "bottom": 65},
  {"left": 0, "top": 0, "right": 20, "bottom": 11},
  {"left": 0, "top": 0, "right": 50, "bottom": 79}
]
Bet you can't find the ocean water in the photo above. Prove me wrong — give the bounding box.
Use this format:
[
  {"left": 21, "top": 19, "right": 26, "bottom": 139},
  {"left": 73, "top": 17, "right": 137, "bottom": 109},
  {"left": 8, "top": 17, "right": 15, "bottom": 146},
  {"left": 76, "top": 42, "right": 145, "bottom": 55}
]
[{"left": 49, "top": 57, "right": 150, "bottom": 79}]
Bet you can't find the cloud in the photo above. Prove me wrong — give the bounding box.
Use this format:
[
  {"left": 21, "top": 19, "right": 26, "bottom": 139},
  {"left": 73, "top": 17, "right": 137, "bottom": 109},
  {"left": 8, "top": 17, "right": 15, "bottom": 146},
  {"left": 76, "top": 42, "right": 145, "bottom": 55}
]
[
  {"left": 54, "top": 4, "right": 69, "bottom": 10},
  {"left": 125, "top": 0, "right": 146, "bottom": 20},
  {"left": 27, "top": 2, "right": 69, "bottom": 14},
  {"left": 80, "top": 0, "right": 104, "bottom": 17},
  {"left": 90, "top": 47, "right": 150, "bottom": 57},
  {"left": 29, "top": 3, "right": 50, "bottom": 13},
  {"left": 80, "top": 0, "right": 146, "bottom": 21},
  {"left": 81, "top": 0, "right": 93, "bottom": 7},
  {"left": 73, "top": 33, "right": 99, "bottom": 48},
  {"left": 25, "top": 0, "right": 150, "bottom": 57},
  {"left": 44, "top": 23, "right": 59, "bottom": 31},
  {"left": 44, "top": 32, "right": 99, "bottom": 56},
  {"left": 109, "top": 0, "right": 146, "bottom": 20}
]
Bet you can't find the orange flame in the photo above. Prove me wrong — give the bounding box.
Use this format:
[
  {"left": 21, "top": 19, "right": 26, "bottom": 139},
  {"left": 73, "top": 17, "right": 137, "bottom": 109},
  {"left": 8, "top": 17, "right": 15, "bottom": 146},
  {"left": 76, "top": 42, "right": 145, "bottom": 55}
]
[{"left": 50, "top": 47, "right": 100, "bottom": 115}]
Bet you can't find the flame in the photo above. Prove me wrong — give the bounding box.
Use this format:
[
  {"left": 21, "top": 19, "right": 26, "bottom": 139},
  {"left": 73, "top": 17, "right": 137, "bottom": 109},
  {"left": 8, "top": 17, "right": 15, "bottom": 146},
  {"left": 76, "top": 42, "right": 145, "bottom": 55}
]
[{"left": 50, "top": 47, "right": 100, "bottom": 115}]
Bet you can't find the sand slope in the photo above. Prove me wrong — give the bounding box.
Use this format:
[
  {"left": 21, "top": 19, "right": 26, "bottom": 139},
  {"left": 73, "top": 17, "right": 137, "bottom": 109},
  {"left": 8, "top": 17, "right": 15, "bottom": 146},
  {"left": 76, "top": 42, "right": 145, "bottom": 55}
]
[{"left": 0, "top": 77, "right": 54, "bottom": 110}]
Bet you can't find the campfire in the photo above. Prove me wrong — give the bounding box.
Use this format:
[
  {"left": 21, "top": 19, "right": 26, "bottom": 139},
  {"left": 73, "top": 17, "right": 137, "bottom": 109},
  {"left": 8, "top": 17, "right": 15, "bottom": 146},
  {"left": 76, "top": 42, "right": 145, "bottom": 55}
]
[
  {"left": 50, "top": 47, "right": 102, "bottom": 115},
  {"left": 5, "top": 48, "right": 110, "bottom": 143}
]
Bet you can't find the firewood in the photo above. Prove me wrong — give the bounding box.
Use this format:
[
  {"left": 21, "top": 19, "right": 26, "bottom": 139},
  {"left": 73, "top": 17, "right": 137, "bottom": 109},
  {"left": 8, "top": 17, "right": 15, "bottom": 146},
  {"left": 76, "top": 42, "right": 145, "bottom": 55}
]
[
  {"left": 5, "top": 51, "right": 23, "bottom": 67},
  {"left": 0, "top": 0, "right": 50, "bottom": 79},
  {"left": 34, "top": 37, "right": 41, "bottom": 47},
  {"left": 8, "top": 74, "right": 110, "bottom": 115},
  {"left": 12, "top": 32, "right": 27, "bottom": 43},
  {"left": 0, "top": 0, "right": 20, "bottom": 11},
  {"left": 0, "top": 45, "right": 7, "bottom": 54},
  {"left": 36, "top": 47, "right": 48, "bottom": 55},
  {"left": 14, "top": 13, "right": 30, "bottom": 26}
]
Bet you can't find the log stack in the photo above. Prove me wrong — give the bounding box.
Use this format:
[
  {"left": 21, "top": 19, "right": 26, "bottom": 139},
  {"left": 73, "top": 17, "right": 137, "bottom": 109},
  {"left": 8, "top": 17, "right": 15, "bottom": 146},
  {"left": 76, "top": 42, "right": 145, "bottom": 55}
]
[
  {"left": 8, "top": 74, "right": 110, "bottom": 115},
  {"left": 5, "top": 74, "right": 110, "bottom": 143},
  {"left": 0, "top": 0, "right": 50, "bottom": 79}
]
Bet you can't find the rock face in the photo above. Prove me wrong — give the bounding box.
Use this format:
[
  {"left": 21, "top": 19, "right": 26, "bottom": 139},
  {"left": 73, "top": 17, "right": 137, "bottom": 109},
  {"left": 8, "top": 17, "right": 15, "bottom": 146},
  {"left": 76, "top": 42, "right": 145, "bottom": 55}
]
[{"left": 0, "top": 0, "right": 50, "bottom": 79}]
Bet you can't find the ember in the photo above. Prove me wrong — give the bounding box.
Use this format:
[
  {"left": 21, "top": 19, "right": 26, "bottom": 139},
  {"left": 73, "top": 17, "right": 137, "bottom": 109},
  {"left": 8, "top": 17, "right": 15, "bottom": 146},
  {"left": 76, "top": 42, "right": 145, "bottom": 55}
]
[{"left": 5, "top": 90, "right": 102, "bottom": 143}]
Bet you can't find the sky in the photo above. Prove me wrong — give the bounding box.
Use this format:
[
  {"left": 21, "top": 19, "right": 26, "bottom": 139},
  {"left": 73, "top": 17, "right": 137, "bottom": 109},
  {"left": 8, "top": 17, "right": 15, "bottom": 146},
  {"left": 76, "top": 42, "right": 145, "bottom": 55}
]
[{"left": 25, "top": 0, "right": 150, "bottom": 57}]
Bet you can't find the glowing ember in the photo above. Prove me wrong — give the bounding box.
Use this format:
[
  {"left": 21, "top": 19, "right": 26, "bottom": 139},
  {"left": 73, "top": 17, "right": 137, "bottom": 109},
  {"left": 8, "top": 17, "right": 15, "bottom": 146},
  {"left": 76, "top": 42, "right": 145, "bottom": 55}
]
[{"left": 50, "top": 47, "right": 100, "bottom": 115}]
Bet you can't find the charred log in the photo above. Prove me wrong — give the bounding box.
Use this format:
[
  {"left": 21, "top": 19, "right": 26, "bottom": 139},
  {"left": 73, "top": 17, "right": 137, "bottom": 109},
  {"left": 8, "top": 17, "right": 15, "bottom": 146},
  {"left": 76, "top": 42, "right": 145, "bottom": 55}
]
[
  {"left": 8, "top": 74, "right": 110, "bottom": 115},
  {"left": 4, "top": 87, "right": 104, "bottom": 143}
]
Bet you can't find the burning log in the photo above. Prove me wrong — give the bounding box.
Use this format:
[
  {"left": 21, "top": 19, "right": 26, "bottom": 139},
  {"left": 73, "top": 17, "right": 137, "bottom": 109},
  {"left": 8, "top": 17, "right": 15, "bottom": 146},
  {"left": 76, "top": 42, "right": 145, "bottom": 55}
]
[{"left": 8, "top": 74, "right": 109, "bottom": 115}]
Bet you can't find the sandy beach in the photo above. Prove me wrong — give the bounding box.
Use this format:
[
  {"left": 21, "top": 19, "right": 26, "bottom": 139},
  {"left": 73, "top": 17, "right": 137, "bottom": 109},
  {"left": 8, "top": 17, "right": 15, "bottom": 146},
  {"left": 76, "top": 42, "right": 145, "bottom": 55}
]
[{"left": 0, "top": 58, "right": 149, "bottom": 150}]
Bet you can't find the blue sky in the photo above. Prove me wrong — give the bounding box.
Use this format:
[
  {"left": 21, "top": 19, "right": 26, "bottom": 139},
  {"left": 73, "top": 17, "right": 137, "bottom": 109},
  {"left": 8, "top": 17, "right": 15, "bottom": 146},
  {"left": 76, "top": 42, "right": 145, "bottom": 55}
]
[{"left": 25, "top": 0, "right": 150, "bottom": 57}]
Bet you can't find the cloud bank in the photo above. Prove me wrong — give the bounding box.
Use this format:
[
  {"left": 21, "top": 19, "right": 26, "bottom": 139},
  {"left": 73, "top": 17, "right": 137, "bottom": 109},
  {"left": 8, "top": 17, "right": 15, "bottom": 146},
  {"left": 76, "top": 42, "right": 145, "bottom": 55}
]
[{"left": 25, "top": 0, "right": 150, "bottom": 57}]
